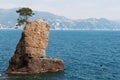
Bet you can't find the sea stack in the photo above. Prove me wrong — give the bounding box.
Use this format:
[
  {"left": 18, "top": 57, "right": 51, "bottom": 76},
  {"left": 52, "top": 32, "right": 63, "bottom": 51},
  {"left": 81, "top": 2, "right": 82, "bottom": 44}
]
[{"left": 6, "top": 19, "right": 64, "bottom": 74}]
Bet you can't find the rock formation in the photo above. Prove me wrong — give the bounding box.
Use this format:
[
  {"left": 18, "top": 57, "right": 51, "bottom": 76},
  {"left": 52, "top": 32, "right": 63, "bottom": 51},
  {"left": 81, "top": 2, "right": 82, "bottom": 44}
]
[{"left": 6, "top": 19, "right": 64, "bottom": 74}]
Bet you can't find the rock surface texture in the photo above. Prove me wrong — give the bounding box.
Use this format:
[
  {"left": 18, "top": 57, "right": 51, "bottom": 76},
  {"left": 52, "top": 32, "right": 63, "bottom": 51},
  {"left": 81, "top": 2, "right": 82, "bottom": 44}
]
[{"left": 6, "top": 19, "right": 64, "bottom": 74}]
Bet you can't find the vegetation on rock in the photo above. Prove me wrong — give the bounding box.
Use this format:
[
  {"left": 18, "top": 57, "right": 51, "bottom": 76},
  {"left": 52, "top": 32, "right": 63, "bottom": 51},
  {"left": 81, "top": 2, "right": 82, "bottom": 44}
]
[{"left": 16, "top": 7, "right": 34, "bottom": 26}]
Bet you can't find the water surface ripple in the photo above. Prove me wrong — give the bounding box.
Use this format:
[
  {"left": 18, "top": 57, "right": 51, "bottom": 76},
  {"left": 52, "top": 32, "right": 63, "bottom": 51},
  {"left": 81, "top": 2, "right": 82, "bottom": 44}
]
[{"left": 0, "top": 30, "right": 120, "bottom": 80}]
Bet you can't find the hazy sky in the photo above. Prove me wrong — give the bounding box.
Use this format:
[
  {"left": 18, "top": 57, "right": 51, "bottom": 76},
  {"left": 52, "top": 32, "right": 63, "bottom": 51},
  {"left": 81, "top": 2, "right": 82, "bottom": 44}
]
[{"left": 0, "top": 0, "right": 120, "bottom": 20}]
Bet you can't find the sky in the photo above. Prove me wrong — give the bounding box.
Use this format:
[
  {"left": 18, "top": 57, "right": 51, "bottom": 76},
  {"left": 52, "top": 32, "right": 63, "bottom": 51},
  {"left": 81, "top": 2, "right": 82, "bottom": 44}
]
[{"left": 0, "top": 0, "right": 120, "bottom": 20}]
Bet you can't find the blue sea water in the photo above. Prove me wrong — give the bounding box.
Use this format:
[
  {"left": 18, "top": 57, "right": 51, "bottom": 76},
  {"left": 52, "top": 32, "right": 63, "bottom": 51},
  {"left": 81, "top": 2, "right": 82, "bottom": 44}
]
[{"left": 0, "top": 30, "right": 120, "bottom": 80}]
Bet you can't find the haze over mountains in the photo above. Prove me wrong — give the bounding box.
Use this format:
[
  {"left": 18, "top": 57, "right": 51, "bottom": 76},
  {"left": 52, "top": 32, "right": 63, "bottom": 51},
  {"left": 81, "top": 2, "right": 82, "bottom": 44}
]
[{"left": 0, "top": 8, "right": 120, "bottom": 30}]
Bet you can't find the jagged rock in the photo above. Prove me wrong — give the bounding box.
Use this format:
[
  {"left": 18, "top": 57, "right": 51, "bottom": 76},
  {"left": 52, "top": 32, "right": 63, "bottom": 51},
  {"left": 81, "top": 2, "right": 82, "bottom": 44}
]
[{"left": 6, "top": 19, "right": 64, "bottom": 74}]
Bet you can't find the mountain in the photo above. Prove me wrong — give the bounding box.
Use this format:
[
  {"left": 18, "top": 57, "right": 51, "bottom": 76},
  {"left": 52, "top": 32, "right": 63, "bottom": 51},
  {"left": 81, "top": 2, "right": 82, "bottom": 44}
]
[
  {"left": 0, "top": 8, "right": 120, "bottom": 30},
  {"left": 74, "top": 18, "right": 120, "bottom": 30}
]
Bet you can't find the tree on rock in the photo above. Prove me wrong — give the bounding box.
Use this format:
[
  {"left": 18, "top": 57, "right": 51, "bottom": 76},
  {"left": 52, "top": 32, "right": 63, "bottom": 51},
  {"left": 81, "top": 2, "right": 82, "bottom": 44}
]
[{"left": 16, "top": 7, "right": 34, "bottom": 26}]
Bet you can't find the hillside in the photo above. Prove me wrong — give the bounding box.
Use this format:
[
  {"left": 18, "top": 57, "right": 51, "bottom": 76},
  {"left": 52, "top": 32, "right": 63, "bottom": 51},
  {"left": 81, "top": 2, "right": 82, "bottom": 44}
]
[{"left": 0, "top": 8, "right": 120, "bottom": 30}]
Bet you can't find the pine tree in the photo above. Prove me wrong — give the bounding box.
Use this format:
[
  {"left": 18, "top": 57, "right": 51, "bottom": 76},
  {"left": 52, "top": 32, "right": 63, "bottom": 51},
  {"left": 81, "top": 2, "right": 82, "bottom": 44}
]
[{"left": 16, "top": 7, "right": 34, "bottom": 26}]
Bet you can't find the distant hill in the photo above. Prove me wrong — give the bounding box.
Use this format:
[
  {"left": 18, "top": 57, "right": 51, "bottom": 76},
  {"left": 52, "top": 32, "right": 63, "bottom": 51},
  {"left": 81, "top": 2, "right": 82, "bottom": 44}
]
[{"left": 0, "top": 8, "right": 120, "bottom": 30}]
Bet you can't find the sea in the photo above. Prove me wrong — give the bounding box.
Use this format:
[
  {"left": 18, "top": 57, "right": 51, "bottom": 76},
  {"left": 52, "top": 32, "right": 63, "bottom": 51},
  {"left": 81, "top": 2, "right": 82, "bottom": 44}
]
[{"left": 0, "top": 30, "right": 120, "bottom": 80}]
